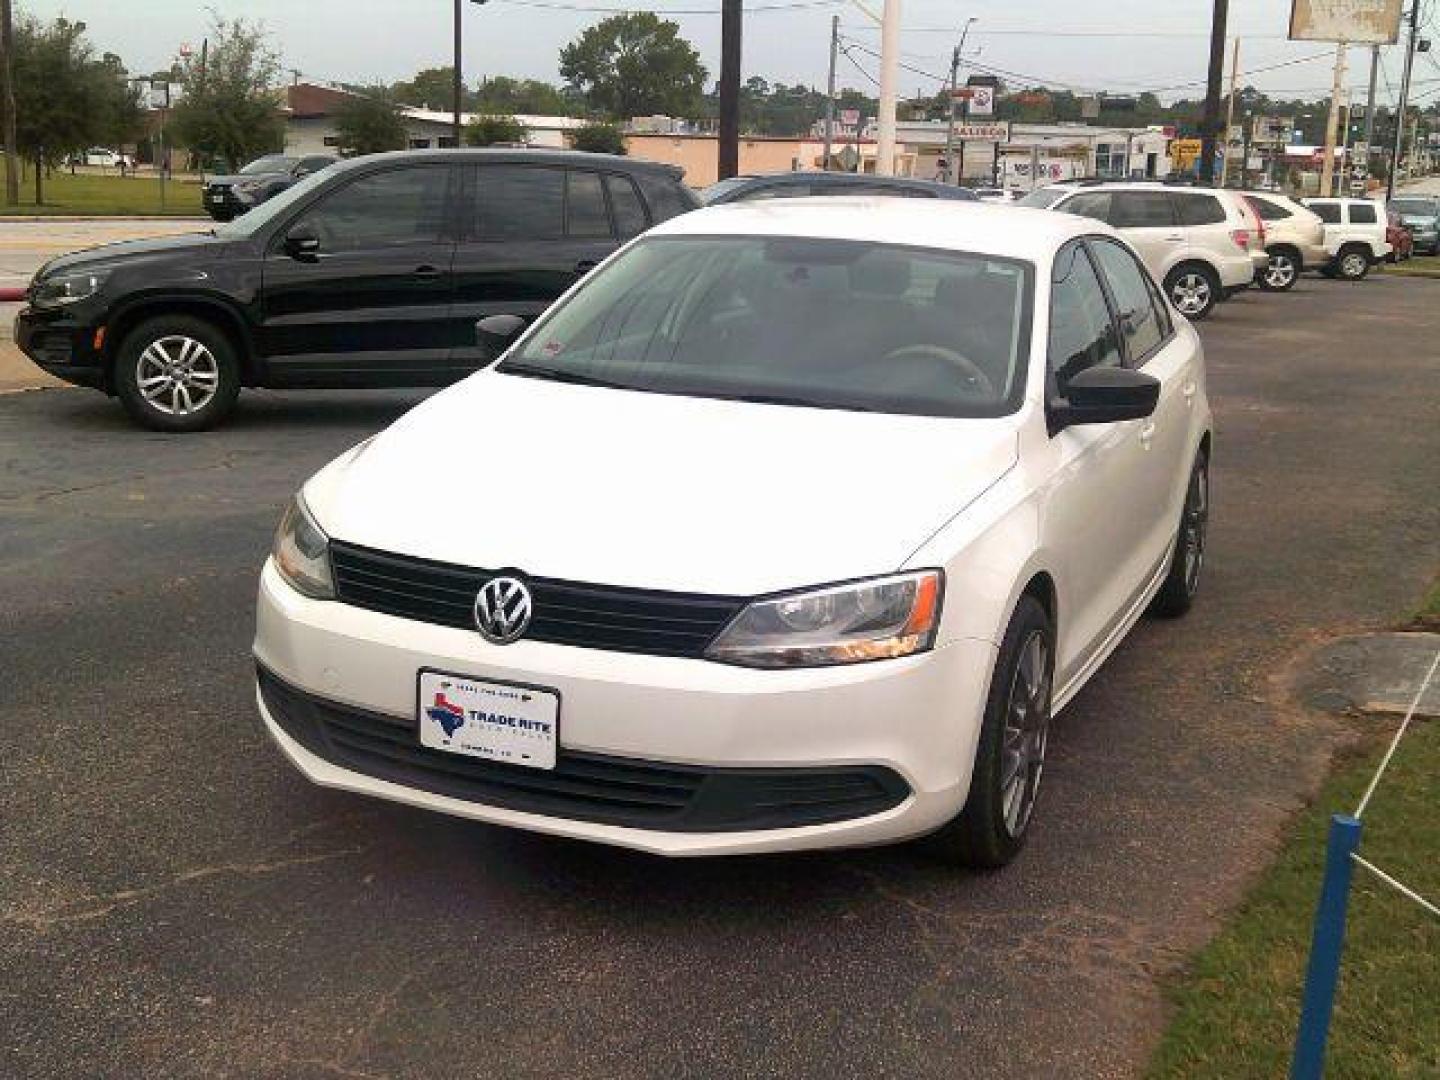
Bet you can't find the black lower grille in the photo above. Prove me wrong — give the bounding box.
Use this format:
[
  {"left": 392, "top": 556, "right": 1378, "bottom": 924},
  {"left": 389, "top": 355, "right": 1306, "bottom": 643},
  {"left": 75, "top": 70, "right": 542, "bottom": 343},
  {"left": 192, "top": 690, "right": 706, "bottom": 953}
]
[
  {"left": 258, "top": 666, "right": 910, "bottom": 832},
  {"left": 329, "top": 540, "right": 745, "bottom": 659}
]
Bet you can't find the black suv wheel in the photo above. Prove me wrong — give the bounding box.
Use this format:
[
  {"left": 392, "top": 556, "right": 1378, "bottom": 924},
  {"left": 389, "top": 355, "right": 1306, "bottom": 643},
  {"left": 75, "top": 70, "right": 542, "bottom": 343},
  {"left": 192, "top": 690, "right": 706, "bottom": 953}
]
[{"left": 114, "top": 315, "right": 242, "bottom": 432}]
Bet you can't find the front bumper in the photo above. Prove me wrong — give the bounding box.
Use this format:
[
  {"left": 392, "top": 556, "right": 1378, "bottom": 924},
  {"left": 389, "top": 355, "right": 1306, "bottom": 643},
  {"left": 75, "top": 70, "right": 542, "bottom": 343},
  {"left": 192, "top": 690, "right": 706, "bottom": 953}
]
[
  {"left": 253, "top": 559, "right": 996, "bottom": 856},
  {"left": 12, "top": 305, "right": 106, "bottom": 389}
]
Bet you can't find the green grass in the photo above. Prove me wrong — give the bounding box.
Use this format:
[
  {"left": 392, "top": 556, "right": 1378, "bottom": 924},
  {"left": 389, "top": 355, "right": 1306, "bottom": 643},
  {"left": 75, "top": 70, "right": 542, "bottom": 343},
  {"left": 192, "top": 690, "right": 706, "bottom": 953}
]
[
  {"left": 1148, "top": 721, "right": 1440, "bottom": 1079},
  {"left": 1416, "top": 578, "right": 1440, "bottom": 628},
  {"left": 0, "top": 168, "right": 202, "bottom": 216},
  {"left": 1379, "top": 259, "right": 1440, "bottom": 280}
]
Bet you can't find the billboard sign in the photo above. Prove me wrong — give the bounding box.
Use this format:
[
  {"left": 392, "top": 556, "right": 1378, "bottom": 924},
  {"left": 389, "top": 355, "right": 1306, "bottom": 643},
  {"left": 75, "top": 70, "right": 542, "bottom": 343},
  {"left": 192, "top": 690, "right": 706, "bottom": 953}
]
[
  {"left": 1289, "top": 0, "right": 1402, "bottom": 44},
  {"left": 953, "top": 122, "right": 1010, "bottom": 142},
  {"left": 966, "top": 85, "right": 995, "bottom": 116}
]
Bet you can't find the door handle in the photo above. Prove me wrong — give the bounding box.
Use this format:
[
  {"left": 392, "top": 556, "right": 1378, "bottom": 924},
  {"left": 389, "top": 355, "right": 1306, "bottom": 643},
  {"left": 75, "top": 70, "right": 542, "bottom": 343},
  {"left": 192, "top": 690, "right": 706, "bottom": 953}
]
[
  {"left": 575, "top": 260, "right": 597, "bottom": 275},
  {"left": 413, "top": 264, "right": 443, "bottom": 278},
  {"left": 1138, "top": 421, "right": 1156, "bottom": 447}
]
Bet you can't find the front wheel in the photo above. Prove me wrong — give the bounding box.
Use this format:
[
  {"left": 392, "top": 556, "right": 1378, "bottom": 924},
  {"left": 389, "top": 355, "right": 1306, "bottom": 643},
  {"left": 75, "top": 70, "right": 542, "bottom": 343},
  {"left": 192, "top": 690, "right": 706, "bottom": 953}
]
[
  {"left": 1335, "top": 247, "right": 1371, "bottom": 281},
  {"left": 1258, "top": 249, "right": 1300, "bottom": 292},
  {"left": 1151, "top": 452, "right": 1209, "bottom": 618},
  {"left": 922, "top": 596, "right": 1054, "bottom": 868},
  {"left": 114, "top": 315, "right": 241, "bottom": 432},
  {"left": 1165, "top": 264, "right": 1220, "bottom": 321}
]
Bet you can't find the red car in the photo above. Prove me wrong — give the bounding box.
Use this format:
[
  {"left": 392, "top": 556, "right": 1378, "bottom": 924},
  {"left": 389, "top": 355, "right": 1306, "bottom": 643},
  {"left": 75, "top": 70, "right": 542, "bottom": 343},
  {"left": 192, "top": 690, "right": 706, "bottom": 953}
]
[{"left": 1386, "top": 210, "right": 1414, "bottom": 262}]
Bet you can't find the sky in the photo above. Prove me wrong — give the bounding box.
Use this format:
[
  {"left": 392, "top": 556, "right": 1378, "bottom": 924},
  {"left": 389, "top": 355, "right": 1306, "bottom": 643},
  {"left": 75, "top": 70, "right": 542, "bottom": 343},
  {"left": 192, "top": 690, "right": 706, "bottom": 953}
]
[{"left": 24, "top": 0, "right": 1440, "bottom": 109}]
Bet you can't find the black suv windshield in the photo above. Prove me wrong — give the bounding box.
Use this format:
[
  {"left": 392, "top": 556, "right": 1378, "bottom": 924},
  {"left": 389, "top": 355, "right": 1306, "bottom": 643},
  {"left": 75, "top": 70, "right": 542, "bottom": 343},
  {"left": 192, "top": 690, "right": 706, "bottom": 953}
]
[
  {"left": 241, "top": 155, "right": 299, "bottom": 175},
  {"left": 498, "top": 235, "right": 1033, "bottom": 419}
]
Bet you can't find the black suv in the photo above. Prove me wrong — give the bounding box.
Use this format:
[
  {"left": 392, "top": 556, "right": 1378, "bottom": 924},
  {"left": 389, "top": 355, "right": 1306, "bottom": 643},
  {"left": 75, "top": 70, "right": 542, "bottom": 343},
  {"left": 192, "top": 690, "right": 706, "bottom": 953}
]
[
  {"left": 203, "top": 153, "right": 339, "bottom": 221},
  {"left": 17, "top": 149, "right": 698, "bottom": 430}
]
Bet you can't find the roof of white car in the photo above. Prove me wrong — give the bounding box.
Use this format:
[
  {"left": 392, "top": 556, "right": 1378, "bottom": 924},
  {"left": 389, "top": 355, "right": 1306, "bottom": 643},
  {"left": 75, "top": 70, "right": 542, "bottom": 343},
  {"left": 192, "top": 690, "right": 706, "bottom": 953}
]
[{"left": 651, "top": 198, "right": 1107, "bottom": 262}]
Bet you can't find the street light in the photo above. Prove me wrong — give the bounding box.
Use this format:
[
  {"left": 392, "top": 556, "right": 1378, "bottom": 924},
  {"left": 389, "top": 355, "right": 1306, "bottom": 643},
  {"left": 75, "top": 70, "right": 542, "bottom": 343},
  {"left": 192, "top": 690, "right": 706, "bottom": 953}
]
[{"left": 454, "top": 0, "right": 489, "bottom": 148}]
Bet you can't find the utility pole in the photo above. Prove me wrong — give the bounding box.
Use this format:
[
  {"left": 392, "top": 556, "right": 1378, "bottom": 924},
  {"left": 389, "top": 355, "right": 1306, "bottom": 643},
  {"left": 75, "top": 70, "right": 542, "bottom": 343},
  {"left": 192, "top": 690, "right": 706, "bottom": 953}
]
[
  {"left": 1388, "top": 0, "right": 1421, "bottom": 198},
  {"left": 942, "top": 17, "right": 977, "bottom": 186},
  {"left": 1362, "top": 45, "right": 1378, "bottom": 185},
  {"left": 0, "top": 0, "right": 17, "bottom": 206},
  {"left": 1221, "top": 37, "right": 1240, "bottom": 186},
  {"left": 876, "top": 0, "right": 900, "bottom": 175},
  {"left": 821, "top": 15, "right": 838, "bottom": 172},
  {"left": 1320, "top": 43, "right": 1346, "bottom": 198},
  {"left": 452, "top": 0, "right": 463, "bottom": 146},
  {"left": 718, "top": 0, "right": 741, "bottom": 179},
  {"left": 1198, "top": 0, "right": 1229, "bottom": 185}
]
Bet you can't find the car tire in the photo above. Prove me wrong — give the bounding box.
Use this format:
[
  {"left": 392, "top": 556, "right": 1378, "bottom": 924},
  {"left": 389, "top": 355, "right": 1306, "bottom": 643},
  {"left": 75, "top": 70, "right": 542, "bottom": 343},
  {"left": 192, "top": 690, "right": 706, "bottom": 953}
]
[
  {"left": 1164, "top": 263, "right": 1220, "bottom": 321},
  {"left": 114, "top": 315, "right": 241, "bottom": 432},
  {"left": 1150, "top": 451, "right": 1209, "bottom": 618},
  {"left": 922, "top": 595, "right": 1054, "bottom": 869},
  {"left": 1335, "top": 245, "right": 1371, "bottom": 281},
  {"left": 1258, "top": 248, "right": 1301, "bottom": 292}
]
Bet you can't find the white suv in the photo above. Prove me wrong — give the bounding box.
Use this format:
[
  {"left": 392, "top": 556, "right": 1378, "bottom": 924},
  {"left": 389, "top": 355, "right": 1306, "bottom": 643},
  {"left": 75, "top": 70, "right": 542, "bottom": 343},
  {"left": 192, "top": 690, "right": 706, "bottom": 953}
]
[
  {"left": 1302, "top": 198, "right": 1391, "bottom": 280},
  {"left": 1021, "top": 182, "right": 1267, "bottom": 320},
  {"left": 1244, "top": 192, "right": 1329, "bottom": 292}
]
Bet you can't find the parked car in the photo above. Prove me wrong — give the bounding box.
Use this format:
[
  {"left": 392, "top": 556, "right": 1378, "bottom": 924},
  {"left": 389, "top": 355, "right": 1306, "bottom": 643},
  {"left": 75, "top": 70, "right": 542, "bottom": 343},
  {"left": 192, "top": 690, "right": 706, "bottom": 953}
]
[
  {"left": 203, "top": 154, "right": 339, "bottom": 221},
  {"left": 700, "top": 172, "right": 979, "bottom": 204},
  {"left": 69, "top": 147, "right": 132, "bottom": 169},
  {"left": 1301, "top": 197, "right": 1391, "bottom": 280},
  {"left": 1386, "top": 209, "right": 1414, "bottom": 262},
  {"left": 974, "top": 187, "right": 1021, "bottom": 203},
  {"left": 1020, "top": 181, "right": 1266, "bottom": 320},
  {"left": 1387, "top": 194, "right": 1440, "bottom": 255},
  {"left": 15, "top": 149, "right": 699, "bottom": 430},
  {"left": 255, "top": 199, "right": 1212, "bottom": 867},
  {"left": 1243, "top": 191, "right": 1329, "bottom": 291}
]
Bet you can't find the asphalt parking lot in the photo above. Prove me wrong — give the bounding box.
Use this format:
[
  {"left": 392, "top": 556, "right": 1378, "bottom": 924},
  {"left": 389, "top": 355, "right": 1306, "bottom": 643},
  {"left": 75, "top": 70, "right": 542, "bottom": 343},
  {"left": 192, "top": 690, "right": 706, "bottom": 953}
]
[{"left": 2, "top": 275, "right": 1438, "bottom": 1079}]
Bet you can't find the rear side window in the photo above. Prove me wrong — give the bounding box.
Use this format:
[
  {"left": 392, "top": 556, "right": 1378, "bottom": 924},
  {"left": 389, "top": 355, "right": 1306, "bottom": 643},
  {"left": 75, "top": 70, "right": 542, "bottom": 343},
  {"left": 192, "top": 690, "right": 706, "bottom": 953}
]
[
  {"left": 606, "top": 175, "right": 650, "bottom": 239},
  {"left": 1349, "top": 202, "right": 1377, "bottom": 224},
  {"left": 1059, "top": 192, "right": 1111, "bottom": 223},
  {"left": 1089, "top": 239, "right": 1169, "bottom": 365},
  {"left": 1111, "top": 192, "right": 1176, "bottom": 228},
  {"left": 476, "top": 166, "right": 564, "bottom": 240},
  {"left": 1250, "top": 197, "right": 1292, "bottom": 221},
  {"left": 1310, "top": 202, "right": 1341, "bottom": 223},
  {"left": 1174, "top": 193, "right": 1227, "bottom": 226},
  {"left": 566, "top": 170, "right": 612, "bottom": 238},
  {"left": 1048, "top": 243, "right": 1121, "bottom": 384}
]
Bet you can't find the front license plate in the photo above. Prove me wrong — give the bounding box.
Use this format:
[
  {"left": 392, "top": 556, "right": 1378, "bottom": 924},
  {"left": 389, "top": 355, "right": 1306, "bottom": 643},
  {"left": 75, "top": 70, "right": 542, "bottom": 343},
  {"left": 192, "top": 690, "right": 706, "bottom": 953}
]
[{"left": 417, "top": 670, "right": 558, "bottom": 770}]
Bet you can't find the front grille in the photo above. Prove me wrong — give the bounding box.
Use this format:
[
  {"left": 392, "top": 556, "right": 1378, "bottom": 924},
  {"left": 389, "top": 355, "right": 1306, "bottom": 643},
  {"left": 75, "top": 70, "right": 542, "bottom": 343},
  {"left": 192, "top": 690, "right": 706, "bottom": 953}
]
[
  {"left": 258, "top": 666, "right": 910, "bottom": 832},
  {"left": 329, "top": 540, "right": 746, "bottom": 659}
]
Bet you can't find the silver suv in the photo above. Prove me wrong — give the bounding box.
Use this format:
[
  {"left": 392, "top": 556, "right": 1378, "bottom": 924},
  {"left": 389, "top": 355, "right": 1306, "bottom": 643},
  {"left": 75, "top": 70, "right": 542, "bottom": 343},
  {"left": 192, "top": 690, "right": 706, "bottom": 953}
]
[
  {"left": 1020, "top": 182, "right": 1267, "bottom": 320},
  {"left": 1244, "top": 191, "right": 1329, "bottom": 292}
]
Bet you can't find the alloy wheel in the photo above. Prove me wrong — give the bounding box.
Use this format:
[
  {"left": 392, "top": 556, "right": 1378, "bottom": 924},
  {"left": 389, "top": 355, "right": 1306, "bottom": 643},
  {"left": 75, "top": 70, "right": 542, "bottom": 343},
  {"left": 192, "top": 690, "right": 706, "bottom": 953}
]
[
  {"left": 1340, "top": 252, "right": 1368, "bottom": 278},
  {"left": 1171, "top": 273, "right": 1211, "bottom": 316},
  {"left": 1263, "top": 255, "right": 1297, "bottom": 289},
  {"left": 1001, "top": 631, "right": 1051, "bottom": 838},
  {"left": 135, "top": 335, "right": 221, "bottom": 417},
  {"left": 1182, "top": 461, "right": 1209, "bottom": 596}
]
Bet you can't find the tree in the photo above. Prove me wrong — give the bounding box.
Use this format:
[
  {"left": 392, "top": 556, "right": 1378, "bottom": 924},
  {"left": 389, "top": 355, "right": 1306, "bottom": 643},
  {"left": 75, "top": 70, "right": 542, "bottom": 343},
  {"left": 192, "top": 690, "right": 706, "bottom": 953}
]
[
  {"left": 475, "top": 75, "right": 572, "bottom": 116},
  {"left": 333, "top": 88, "right": 407, "bottom": 155},
  {"left": 559, "top": 13, "right": 706, "bottom": 120},
  {"left": 571, "top": 122, "right": 626, "bottom": 155},
  {"left": 393, "top": 66, "right": 472, "bottom": 111},
  {"left": 170, "top": 16, "right": 284, "bottom": 173},
  {"left": 94, "top": 51, "right": 144, "bottom": 151},
  {"left": 11, "top": 16, "right": 137, "bottom": 203},
  {"left": 465, "top": 114, "right": 528, "bottom": 146}
]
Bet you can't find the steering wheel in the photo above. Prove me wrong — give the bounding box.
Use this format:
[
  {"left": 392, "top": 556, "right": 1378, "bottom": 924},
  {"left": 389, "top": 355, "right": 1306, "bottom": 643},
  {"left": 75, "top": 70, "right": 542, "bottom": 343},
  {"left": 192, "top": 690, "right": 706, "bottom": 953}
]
[{"left": 882, "top": 343, "right": 997, "bottom": 399}]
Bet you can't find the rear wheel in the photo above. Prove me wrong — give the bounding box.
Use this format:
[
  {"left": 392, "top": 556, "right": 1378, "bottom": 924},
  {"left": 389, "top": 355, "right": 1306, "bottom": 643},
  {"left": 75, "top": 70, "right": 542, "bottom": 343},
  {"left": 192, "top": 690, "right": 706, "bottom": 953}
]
[
  {"left": 114, "top": 315, "right": 241, "bottom": 432},
  {"left": 1151, "top": 452, "right": 1209, "bottom": 618},
  {"left": 1165, "top": 263, "right": 1220, "bottom": 320},
  {"left": 1335, "top": 245, "right": 1371, "bottom": 281},
  {"left": 1258, "top": 248, "right": 1300, "bottom": 291},
  {"left": 923, "top": 595, "right": 1054, "bottom": 869}
]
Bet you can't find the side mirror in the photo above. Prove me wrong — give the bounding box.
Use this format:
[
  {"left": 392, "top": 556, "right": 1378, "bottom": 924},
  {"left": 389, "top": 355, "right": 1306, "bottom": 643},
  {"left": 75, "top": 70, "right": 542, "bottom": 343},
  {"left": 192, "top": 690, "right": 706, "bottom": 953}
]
[
  {"left": 476, "top": 313, "right": 528, "bottom": 353},
  {"left": 282, "top": 230, "right": 320, "bottom": 261},
  {"left": 1050, "top": 366, "right": 1159, "bottom": 431}
]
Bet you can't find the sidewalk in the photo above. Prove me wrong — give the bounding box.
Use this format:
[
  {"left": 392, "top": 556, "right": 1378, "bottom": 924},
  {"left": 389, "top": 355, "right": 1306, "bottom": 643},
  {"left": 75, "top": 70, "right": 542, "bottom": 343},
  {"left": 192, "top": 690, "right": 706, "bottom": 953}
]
[{"left": 0, "top": 340, "right": 62, "bottom": 393}]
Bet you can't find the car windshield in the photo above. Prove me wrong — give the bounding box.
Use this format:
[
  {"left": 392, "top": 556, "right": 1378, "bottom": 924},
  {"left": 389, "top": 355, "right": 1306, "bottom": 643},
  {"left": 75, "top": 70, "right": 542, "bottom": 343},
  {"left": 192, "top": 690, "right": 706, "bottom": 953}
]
[
  {"left": 211, "top": 168, "right": 336, "bottom": 238},
  {"left": 497, "top": 235, "right": 1033, "bottom": 419},
  {"left": 240, "top": 155, "right": 299, "bottom": 175},
  {"left": 699, "top": 177, "right": 755, "bottom": 203},
  {"left": 1017, "top": 188, "right": 1067, "bottom": 208},
  {"left": 1391, "top": 198, "right": 1436, "bottom": 216}
]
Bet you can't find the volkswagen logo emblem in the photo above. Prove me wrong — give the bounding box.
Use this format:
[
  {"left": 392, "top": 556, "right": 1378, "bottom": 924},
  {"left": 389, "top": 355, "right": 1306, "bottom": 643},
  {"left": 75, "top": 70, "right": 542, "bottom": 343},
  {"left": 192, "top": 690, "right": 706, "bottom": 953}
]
[{"left": 474, "top": 576, "right": 533, "bottom": 644}]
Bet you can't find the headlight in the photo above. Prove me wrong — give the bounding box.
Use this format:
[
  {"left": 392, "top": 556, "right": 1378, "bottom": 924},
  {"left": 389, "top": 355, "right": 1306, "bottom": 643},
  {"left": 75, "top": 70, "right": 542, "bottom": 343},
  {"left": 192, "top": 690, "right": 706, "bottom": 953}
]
[
  {"left": 232, "top": 180, "right": 263, "bottom": 196},
  {"left": 706, "top": 570, "right": 943, "bottom": 668},
  {"left": 30, "top": 269, "right": 111, "bottom": 309},
  {"left": 272, "top": 494, "right": 334, "bottom": 599}
]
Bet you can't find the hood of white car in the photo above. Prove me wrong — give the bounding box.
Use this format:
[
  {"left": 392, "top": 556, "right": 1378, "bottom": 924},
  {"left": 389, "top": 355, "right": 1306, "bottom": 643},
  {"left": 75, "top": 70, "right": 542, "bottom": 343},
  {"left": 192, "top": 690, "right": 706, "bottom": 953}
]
[{"left": 304, "top": 372, "right": 1020, "bottom": 596}]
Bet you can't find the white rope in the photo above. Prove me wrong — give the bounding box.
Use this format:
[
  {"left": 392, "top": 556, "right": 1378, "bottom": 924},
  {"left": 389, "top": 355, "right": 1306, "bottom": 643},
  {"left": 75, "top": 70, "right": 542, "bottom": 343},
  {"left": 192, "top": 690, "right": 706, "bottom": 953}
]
[
  {"left": 1351, "top": 854, "right": 1440, "bottom": 920},
  {"left": 1354, "top": 645, "right": 1440, "bottom": 820}
]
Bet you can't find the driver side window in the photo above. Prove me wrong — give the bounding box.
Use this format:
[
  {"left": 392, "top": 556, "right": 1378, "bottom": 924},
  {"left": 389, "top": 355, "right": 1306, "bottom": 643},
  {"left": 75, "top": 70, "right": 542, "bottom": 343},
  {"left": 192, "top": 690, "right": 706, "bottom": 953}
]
[
  {"left": 291, "top": 166, "right": 453, "bottom": 252},
  {"left": 1048, "top": 243, "right": 1121, "bottom": 386}
]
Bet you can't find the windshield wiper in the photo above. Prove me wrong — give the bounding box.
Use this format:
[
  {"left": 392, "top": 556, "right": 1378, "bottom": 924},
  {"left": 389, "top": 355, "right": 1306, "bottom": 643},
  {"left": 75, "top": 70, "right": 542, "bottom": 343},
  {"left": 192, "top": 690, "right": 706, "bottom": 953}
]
[
  {"left": 704, "top": 391, "right": 881, "bottom": 412},
  {"left": 497, "top": 363, "right": 652, "bottom": 392}
]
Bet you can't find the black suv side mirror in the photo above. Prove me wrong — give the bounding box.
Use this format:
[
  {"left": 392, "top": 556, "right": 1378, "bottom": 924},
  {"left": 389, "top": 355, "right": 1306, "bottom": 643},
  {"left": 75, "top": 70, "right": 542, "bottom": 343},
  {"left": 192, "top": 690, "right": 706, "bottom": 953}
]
[
  {"left": 476, "top": 314, "right": 528, "bottom": 352},
  {"left": 1050, "top": 366, "right": 1159, "bottom": 431},
  {"left": 282, "top": 230, "right": 320, "bottom": 261}
]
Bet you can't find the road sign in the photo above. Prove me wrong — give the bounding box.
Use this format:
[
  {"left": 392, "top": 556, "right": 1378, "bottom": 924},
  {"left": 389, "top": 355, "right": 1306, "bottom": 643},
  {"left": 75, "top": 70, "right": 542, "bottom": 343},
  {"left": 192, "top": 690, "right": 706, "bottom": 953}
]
[
  {"left": 839, "top": 109, "right": 860, "bottom": 127},
  {"left": 967, "top": 85, "right": 995, "bottom": 116}
]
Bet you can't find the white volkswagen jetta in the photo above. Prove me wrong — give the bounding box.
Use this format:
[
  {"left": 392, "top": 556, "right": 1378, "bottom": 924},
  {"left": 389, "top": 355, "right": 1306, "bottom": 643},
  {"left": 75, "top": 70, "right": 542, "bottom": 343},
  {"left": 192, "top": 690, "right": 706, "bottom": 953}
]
[{"left": 255, "top": 199, "right": 1211, "bottom": 867}]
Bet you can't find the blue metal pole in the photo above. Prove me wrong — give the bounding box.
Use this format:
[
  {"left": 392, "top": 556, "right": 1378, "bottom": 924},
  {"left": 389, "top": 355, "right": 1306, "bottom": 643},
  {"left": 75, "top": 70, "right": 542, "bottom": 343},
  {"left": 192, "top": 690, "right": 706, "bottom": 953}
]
[{"left": 1291, "top": 813, "right": 1363, "bottom": 1080}]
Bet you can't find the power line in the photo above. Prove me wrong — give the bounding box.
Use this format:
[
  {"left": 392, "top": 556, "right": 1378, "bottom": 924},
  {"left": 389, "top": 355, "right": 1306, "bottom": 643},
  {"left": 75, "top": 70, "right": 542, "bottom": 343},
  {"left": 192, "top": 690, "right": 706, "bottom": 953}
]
[
  {"left": 488, "top": 0, "right": 842, "bottom": 12},
  {"left": 837, "top": 45, "right": 880, "bottom": 89}
]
